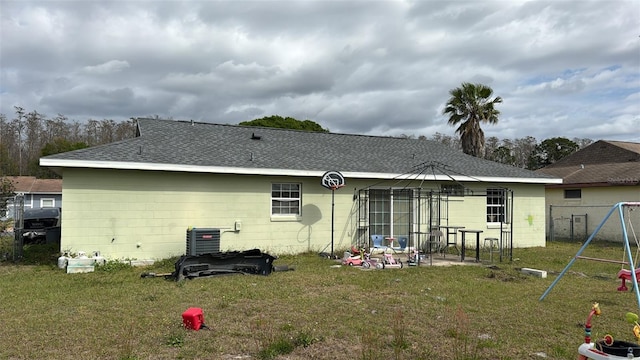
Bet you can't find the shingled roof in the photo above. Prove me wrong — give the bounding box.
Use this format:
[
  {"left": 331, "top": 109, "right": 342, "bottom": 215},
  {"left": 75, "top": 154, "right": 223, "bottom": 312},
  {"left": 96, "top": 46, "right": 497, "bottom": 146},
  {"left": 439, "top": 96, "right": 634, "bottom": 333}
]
[
  {"left": 40, "top": 118, "right": 559, "bottom": 184},
  {"left": 1, "top": 176, "right": 62, "bottom": 193},
  {"left": 536, "top": 140, "right": 640, "bottom": 186}
]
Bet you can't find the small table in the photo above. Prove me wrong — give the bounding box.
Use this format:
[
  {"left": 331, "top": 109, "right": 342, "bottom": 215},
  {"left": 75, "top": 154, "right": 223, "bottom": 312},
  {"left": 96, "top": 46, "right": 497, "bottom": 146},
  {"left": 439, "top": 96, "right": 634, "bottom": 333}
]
[
  {"left": 385, "top": 237, "right": 395, "bottom": 250},
  {"left": 439, "top": 226, "right": 465, "bottom": 255},
  {"left": 458, "top": 229, "right": 483, "bottom": 262}
]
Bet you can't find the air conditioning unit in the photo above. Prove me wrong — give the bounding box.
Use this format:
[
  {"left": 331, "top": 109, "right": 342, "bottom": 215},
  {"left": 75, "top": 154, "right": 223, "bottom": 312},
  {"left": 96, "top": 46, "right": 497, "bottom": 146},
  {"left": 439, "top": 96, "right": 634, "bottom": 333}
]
[{"left": 186, "top": 228, "right": 221, "bottom": 256}]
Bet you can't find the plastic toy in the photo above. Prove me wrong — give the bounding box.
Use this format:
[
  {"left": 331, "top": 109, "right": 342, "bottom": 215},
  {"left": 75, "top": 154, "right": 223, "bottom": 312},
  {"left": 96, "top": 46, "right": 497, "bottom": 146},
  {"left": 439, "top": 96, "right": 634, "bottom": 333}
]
[
  {"left": 342, "top": 247, "right": 364, "bottom": 266},
  {"left": 342, "top": 247, "right": 381, "bottom": 269},
  {"left": 381, "top": 251, "right": 403, "bottom": 269},
  {"left": 406, "top": 249, "right": 420, "bottom": 266},
  {"left": 577, "top": 303, "right": 640, "bottom": 359},
  {"left": 617, "top": 268, "right": 640, "bottom": 292}
]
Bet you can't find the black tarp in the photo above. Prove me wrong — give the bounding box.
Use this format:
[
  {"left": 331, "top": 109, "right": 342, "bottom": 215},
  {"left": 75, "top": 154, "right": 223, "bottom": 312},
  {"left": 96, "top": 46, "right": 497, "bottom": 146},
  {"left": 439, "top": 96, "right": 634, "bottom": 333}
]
[{"left": 170, "top": 249, "right": 276, "bottom": 281}]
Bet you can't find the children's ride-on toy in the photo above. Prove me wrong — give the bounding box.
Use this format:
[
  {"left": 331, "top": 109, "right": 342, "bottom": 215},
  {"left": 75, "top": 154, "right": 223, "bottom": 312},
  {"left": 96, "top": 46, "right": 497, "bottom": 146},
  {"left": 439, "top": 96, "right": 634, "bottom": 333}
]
[
  {"left": 342, "top": 247, "right": 381, "bottom": 269},
  {"left": 578, "top": 303, "right": 640, "bottom": 359},
  {"left": 406, "top": 249, "right": 421, "bottom": 266},
  {"left": 342, "top": 246, "right": 364, "bottom": 266},
  {"left": 381, "top": 251, "right": 403, "bottom": 269}
]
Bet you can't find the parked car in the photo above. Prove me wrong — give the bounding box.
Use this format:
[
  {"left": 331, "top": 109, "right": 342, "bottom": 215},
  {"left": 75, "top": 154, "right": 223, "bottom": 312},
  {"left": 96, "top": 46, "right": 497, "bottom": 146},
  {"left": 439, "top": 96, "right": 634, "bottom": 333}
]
[{"left": 21, "top": 207, "right": 61, "bottom": 244}]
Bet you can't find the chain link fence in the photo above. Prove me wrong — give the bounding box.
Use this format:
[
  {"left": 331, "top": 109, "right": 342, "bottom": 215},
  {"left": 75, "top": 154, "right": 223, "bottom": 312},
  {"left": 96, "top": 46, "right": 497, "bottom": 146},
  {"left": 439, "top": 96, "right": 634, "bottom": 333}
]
[{"left": 548, "top": 204, "right": 639, "bottom": 243}]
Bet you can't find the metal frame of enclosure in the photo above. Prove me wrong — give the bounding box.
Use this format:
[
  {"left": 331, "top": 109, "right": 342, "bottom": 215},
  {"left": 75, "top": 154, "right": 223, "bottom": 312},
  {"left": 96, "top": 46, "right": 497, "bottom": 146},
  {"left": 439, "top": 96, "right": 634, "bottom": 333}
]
[{"left": 353, "top": 162, "right": 515, "bottom": 262}]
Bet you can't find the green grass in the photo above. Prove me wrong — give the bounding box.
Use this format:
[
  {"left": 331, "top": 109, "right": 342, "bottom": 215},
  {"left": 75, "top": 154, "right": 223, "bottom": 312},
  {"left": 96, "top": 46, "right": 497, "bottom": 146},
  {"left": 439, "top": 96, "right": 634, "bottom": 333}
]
[{"left": 1, "top": 235, "right": 640, "bottom": 359}]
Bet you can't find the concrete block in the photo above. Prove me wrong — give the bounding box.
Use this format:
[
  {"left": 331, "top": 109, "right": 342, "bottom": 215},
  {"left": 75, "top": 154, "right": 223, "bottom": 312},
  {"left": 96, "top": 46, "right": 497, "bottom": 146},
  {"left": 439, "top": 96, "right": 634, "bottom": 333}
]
[
  {"left": 129, "top": 259, "right": 155, "bottom": 267},
  {"left": 521, "top": 267, "right": 547, "bottom": 278},
  {"left": 67, "top": 258, "right": 96, "bottom": 267},
  {"left": 66, "top": 265, "right": 95, "bottom": 274}
]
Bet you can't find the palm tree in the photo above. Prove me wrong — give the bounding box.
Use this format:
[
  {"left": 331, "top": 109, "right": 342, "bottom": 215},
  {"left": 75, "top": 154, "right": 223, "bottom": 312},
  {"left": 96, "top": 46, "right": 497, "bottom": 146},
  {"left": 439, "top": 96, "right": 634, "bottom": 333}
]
[{"left": 443, "top": 83, "right": 502, "bottom": 157}]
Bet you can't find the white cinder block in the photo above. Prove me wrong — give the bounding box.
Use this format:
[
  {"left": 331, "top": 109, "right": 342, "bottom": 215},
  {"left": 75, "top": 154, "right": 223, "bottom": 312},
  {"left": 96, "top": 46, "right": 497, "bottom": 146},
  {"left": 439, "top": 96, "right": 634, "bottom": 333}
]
[
  {"left": 67, "top": 258, "right": 96, "bottom": 267},
  {"left": 66, "top": 265, "right": 95, "bottom": 274},
  {"left": 521, "top": 267, "right": 547, "bottom": 278}
]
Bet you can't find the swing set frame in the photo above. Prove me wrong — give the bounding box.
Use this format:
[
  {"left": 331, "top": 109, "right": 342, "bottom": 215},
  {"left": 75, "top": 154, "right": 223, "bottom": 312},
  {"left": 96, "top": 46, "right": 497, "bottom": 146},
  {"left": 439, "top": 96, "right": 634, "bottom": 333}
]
[{"left": 540, "top": 202, "right": 640, "bottom": 309}]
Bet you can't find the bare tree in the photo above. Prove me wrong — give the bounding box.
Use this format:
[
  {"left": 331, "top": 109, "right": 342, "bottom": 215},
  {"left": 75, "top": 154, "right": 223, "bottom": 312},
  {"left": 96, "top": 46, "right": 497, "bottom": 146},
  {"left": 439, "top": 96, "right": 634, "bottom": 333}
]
[
  {"left": 430, "top": 132, "right": 461, "bottom": 150},
  {"left": 11, "top": 107, "right": 26, "bottom": 175},
  {"left": 513, "top": 136, "right": 538, "bottom": 169}
]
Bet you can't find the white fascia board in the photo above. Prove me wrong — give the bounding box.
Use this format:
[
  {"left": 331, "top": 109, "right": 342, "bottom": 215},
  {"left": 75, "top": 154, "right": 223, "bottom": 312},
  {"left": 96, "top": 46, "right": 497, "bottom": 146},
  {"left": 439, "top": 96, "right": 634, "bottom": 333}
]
[
  {"left": 343, "top": 172, "right": 562, "bottom": 184},
  {"left": 39, "top": 159, "right": 562, "bottom": 184}
]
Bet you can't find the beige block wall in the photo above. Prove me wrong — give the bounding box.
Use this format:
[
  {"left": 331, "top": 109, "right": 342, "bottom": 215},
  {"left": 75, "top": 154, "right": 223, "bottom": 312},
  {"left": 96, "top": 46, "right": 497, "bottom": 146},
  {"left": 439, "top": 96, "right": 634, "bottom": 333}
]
[
  {"left": 443, "top": 184, "right": 546, "bottom": 248},
  {"left": 545, "top": 186, "right": 640, "bottom": 241},
  {"left": 60, "top": 168, "right": 548, "bottom": 260},
  {"left": 60, "top": 168, "right": 378, "bottom": 260}
]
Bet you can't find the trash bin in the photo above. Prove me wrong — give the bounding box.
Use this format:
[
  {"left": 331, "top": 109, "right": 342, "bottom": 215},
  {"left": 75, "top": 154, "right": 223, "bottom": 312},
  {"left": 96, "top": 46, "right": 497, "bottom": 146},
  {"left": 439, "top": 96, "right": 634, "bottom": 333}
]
[{"left": 45, "top": 227, "right": 61, "bottom": 244}]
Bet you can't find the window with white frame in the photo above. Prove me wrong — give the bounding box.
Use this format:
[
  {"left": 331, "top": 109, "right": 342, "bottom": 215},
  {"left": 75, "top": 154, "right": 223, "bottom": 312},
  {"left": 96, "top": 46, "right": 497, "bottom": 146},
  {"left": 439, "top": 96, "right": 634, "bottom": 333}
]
[
  {"left": 486, "top": 188, "right": 505, "bottom": 223},
  {"left": 40, "top": 198, "right": 55, "bottom": 208},
  {"left": 271, "top": 183, "right": 301, "bottom": 216},
  {"left": 368, "top": 188, "right": 411, "bottom": 240}
]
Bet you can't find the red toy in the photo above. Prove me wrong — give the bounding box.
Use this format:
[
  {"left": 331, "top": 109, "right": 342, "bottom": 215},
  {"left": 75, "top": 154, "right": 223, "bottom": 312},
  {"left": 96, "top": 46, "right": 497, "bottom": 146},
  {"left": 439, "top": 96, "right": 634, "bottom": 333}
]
[
  {"left": 617, "top": 268, "right": 640, "bottom": 291},
  {"left": 342, "top": 247, "right": 381, "bottom": 269},
  {"left": 182, "top": 307, "right": 205, "bottom": 330}
]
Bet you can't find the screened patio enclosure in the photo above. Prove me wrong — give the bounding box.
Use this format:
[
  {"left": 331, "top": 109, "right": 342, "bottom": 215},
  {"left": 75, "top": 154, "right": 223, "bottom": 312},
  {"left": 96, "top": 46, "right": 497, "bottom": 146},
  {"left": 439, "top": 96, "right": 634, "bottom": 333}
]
[{"left": 354, "top": 185, "right": 514, "bottom": 261}]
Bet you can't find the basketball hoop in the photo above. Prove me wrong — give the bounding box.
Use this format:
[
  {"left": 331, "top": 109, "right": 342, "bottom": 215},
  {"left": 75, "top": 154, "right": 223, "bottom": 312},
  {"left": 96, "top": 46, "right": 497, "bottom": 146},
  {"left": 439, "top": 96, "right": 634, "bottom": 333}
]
[
  {"left": 321, "top": 171, "right": 345, "bottom": 190},
  {"left": 321, "top": 171, "right": 346, "bottom": 259}
]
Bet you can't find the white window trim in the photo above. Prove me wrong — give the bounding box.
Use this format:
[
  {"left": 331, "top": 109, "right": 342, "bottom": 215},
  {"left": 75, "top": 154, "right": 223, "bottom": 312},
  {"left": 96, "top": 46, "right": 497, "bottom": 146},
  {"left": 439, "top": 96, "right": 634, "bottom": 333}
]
[
  {"left": 486, "top": 188, "right": 505, "bottom": 224},
  {"left": 270, "top": 183, "right": 302, "bottom": 222},
  {"left": 40, "top": 198, "right": 56, "bottom": 208}
]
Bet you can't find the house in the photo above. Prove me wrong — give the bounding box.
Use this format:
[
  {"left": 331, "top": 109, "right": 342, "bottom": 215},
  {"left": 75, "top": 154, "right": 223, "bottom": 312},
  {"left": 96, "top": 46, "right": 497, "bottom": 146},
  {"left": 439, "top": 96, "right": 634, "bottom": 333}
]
[
  {"left": 40, "top": 118, "right": 561, "bottom": 261},
  {"left": 536, "top": 140, "right": 640, "bottom": 242},
  {"left": 1, "top": 176, "right": 62, "bottom": 219}
]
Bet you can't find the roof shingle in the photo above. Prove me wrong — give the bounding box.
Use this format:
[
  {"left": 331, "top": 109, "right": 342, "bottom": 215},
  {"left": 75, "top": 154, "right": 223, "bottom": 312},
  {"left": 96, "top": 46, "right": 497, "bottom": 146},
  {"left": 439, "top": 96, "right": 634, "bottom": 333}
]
[
  {"left": 42, "top": 118, "right": 557, "bottom": 182},
  {"left": 537, "top": 140, "right": 640, "bottom": 186},
  {"left": 2, "top": 176, "right": 62, "bottom": 193}
]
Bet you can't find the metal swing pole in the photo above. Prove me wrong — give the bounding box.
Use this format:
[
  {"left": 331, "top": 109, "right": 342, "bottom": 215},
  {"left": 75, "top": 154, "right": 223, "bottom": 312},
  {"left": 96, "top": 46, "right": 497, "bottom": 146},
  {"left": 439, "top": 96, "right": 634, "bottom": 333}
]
[
  {"left": 539, "top": 202, "right": 621, "bottom": 301},
  {"left": 619, "top": 203, "right": 640, "bottom": 310}
]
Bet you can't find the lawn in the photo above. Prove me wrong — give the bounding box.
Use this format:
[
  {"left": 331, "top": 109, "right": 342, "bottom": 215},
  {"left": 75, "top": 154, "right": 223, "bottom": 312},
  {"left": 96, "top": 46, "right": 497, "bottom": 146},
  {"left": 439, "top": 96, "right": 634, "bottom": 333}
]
[{"left": 1, "top": 237, "right": 639, "bottom": 360}]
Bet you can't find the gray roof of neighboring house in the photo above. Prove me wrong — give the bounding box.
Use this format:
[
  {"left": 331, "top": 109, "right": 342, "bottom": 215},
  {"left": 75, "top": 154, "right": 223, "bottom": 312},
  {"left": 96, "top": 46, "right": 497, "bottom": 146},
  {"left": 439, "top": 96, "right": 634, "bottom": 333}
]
[
  {"left": 41, "top": 118, "right": 559, "bottom": 184},
  {"left": 536, "top": 140, "right": 640, "bottom": 186}
]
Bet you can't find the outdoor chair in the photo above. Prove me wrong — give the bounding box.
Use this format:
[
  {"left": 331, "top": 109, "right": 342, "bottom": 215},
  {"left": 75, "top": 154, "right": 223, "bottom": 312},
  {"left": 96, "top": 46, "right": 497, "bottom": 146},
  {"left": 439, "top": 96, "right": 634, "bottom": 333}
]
[
  {"left": 396, "top": 236, "right": 408, "bottom": 252},
  {"left": 370, "top": 234, "right": 387, "bottom": 253},
  {"left": 425, "top": 230, "right": 444, "bottom": 255}
]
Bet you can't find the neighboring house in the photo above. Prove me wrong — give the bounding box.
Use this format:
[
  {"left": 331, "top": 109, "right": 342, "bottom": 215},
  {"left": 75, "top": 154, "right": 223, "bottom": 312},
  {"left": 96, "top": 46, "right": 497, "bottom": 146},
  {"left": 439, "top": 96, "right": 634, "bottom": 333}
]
[
  {"left": 1, "top": 176, "right": 62, "bottom": 219},
  {"left": 536, "top": 140, "right": 640, "bottom": 242},
  {"left": 40, "top": 118, "right": 561, "bottom": 261}
]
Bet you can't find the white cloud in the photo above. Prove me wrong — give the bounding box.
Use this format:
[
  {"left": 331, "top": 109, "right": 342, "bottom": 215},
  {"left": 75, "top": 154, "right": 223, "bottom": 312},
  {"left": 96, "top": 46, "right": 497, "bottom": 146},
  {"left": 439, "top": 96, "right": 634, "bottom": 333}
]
[{"left": 1, "top": 0, "right": 638, "bottom": 143}]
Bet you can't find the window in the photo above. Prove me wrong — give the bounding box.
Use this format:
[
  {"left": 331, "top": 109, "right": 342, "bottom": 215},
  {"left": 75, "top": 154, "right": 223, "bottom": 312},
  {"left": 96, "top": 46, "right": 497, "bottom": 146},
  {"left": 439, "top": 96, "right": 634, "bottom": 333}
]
[
  {"left": 368, "top": 188, "right": 411, "bottom": 238},
  {"left": 486, "top": 188, "right": 505, "bottom": 223},
  {"left": 564, "top": 189, "right": 582, "bottom": 199},
  {"left": 271, "top": 183, "right": 301, "bottom": 216},
  {"left": 40, "top": 198, "right": 55, "bottom": 208}
]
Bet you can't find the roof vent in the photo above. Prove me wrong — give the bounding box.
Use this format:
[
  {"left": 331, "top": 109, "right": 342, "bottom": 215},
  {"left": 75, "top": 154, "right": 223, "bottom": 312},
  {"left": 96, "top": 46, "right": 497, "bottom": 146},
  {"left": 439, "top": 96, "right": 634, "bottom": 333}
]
[{"left": 251, "top": 133, "right": 261, "bottom": 140}]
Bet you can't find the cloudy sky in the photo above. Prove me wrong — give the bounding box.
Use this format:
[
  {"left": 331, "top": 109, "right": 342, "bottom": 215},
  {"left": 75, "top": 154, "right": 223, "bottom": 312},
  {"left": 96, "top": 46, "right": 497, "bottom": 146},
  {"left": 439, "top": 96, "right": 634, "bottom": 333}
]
[{"left": 1, "top": 0, "right": 639, "bottom": 142}]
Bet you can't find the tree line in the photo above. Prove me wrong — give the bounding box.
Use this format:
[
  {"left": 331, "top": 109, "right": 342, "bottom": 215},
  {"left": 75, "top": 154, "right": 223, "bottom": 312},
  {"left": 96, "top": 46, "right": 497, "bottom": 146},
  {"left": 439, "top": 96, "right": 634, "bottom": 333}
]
[
  {"left": 0, "top": 107, "right": 591, "bottom": 181},
  {"left": 0, "top": 107, "right": 137, "bottom": 178}
]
